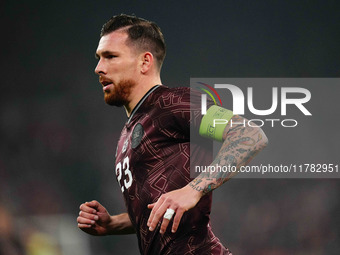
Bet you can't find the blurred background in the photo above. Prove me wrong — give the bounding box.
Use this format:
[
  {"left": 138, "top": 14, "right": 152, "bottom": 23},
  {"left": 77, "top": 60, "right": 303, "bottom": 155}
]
[{"left": 1, "top": 0, "right": 339, "bottom": 254}]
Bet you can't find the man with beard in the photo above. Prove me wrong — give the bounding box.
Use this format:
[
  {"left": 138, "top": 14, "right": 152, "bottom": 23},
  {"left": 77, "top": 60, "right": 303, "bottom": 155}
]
[{"left": 77, "top": 14, "right": 268, "bottom": 254}]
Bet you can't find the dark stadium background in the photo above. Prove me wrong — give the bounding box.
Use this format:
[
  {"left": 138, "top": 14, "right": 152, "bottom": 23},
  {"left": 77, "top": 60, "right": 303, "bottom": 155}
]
[{"left": 1, "top": 0, "right": 339, "bottom": 254}]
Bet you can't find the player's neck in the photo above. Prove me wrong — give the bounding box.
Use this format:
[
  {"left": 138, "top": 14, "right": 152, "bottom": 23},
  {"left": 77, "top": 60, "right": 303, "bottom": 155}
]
[{"left": 124, "top": 76, "right": 162, "bottom": 117}]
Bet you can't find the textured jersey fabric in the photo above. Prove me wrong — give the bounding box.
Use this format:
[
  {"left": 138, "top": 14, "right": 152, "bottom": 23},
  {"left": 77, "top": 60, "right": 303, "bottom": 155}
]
[{"left": 114, "top": 85, "right": 231, "bottom": 254}]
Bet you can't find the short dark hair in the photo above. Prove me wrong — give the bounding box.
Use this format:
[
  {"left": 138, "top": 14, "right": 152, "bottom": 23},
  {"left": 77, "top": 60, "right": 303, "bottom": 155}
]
[{"left": 100, "top": 14, "right": 166, "bottom": 70}]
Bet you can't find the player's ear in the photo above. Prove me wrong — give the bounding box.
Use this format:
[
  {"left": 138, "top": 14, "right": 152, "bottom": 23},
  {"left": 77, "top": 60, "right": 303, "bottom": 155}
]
[{"left": 140, "top": 52, "right": 153, "bottom": 74}]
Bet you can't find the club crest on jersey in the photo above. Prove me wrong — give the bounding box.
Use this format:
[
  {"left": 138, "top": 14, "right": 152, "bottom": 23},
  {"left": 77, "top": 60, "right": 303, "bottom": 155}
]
[
  {"left": 122, "top": 139, "right": 129, "bottom": 153},
  {"left": 131, "top": 123, "right": 144, "bottom": 149}
]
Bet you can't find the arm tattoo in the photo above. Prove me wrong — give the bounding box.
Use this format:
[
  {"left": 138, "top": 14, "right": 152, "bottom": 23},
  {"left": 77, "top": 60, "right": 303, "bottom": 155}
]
[{"left": 189, "top": 115, "right": 268, "bottom": 196}]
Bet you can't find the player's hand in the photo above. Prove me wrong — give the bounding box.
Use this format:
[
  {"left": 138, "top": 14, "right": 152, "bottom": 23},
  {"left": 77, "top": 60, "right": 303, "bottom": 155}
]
[
  {"left": 147, "top": 185, "right": 202, "bottom": 234},
  {"left": 77, "top": 200, "right": 112, "bottom": 236}
]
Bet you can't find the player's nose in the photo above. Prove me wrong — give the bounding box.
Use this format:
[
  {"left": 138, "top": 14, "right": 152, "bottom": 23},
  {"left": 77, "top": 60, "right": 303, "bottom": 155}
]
[{"left": 95, "top": 59, "right": 106, "bottom": 75}]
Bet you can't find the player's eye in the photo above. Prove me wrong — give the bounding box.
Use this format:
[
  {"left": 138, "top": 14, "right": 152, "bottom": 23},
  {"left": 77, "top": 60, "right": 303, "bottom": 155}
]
[{"left": 107, "top": 55, "right": 117, "bottom": 59}]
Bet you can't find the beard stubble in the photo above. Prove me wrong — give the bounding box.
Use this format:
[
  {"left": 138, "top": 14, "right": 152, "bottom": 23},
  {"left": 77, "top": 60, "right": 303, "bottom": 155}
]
[{"left": 104, "top": 79, "right": 137, "bottom": 107}]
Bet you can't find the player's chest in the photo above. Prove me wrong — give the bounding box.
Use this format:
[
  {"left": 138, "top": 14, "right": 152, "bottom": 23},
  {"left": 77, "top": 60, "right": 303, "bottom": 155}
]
[
  {"left": 115, "top": 116, "right": 153, "bottom": 161},
  {"left": 114, "top": 115, "right": 163, "bottom": 188}
]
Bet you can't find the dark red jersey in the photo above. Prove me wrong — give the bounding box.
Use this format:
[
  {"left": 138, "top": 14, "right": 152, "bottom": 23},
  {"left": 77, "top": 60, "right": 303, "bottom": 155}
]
[{"left": 114, "top": 85, "right": 231, "bottom": 254}]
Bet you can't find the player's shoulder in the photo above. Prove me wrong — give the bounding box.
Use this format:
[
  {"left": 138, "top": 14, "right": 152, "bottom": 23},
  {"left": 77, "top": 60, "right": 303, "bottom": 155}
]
[
  {"left": 146, "top": 85, "right": 191, "bottom": 114},
  {"left": 155, "top": 85, "right": 191, "bottom": 96},
  {"left": 154, "top": 85, "right": 193, "bottom": 102}
]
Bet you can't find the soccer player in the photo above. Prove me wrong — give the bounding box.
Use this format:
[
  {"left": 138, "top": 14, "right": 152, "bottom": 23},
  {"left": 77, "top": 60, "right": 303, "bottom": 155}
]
[{"left": 77, "top": 14, "right": 268, "bottom": 254}]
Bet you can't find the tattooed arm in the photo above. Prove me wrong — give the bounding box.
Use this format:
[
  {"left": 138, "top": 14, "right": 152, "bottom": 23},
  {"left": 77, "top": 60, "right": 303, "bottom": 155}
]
[
  {"left": 189, "top": 115, "right": 268, "bottom": 195},
  {"left": 147, "top": 115, "right": 268, "bottom": 234}
]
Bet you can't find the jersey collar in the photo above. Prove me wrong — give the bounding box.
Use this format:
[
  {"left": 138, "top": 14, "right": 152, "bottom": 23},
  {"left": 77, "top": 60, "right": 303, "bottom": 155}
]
[{"left": 127, "top": 85, "right": 161, "bottom": 124}]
